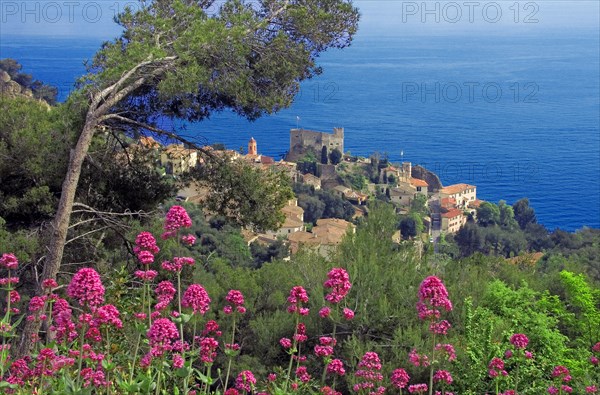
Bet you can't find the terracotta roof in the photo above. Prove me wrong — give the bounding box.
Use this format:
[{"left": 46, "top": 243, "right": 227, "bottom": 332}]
[
  {"left": 282, "top": 217, "right": 304, "bottom": 229},
  {"left": 440, "top": 183, "right": 476, "bottom": 195},
  {"left": 440, "top": 197, "right": 457, "bottom": 208},
  {"left": 261, "top": 156, "right": 274, "bottom": 164},
  {"left": 410, "top": 177, "right": 428, "bottom": 187},
  {"left": 315, "top": 218, "right": 354, "bottom": 230},
  {"left": 164, "top": 144, "right": 195, "bottom": 158},
  {"left": 282, "top": 205, "right": 304, "bottom": 220},
  {"left": 441, "top": 208, "right": 464, "bottom": 219},
  {"left": 288, "top": 231, "right": 318, "bottom": 244},
  {"left": 468, "top": 199, "right": 484, "bottom": 208}
]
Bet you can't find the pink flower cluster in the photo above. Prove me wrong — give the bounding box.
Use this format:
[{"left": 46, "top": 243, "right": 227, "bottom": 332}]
[
  {"left": 488, "top": 357, "right": 508, "bottom": 378},
  {"left": 417, "top": 276, "right": 453, "bottom": 319},
  {"left": 0, "top": 253, "right": 18, "bottom": 270},
  {"left": 155, "top": 281, "right": 176, "bottom": 311},
  {"left": 296, "top": 366, "right": 311, "bottom": 383},
  {"left": 327, "top": 359, "right": 345, "bottom": 376},
  {"left": 287, "top": 286, "right": 309, "bottom": 315},
  {"left": 510, "top": 333, "right": 529, "bottom": 350},
  {"left": 354, "top": 351, "right": 385, "bottom": 394},
  {"left": 408, "top": 383, "right": 428, "bottom": 394},
  {"left": 324, "top": 268, "right": 352, "bottom": 303},
  {"left": 164, "top": 205, "right": 192, "bottom": 233},
  {"left": 224, "top": 290, "right": 246, "bottom": 314},
  {"left": 391, "top": 368, "right": 410, "bottom": 389},
  {"left": 182, "top": 284, "right": 211, "bottom": 315},
  {"left": 134, "top": 232, "right": 159, "bottom": 265},
  {"left": 409, "top": 349, "right": 430, "bottom": 367},
  {"left": 199, "top": 337, "right": 219, "bottom": 364},
  {"left": 435, "top": 343, "right": 457, "bottom": 361},
  {"left": 235, "top": 370, "right": 256, "bottom": 392},
  {"left": 314, "top": 337, "right": 336, "bottom": 357},
  {"left": 433, "top": 369, "right": 453, "bottom": 385},
  {"left": 67, "top": 268, "right": 105, "bottom": 308}
]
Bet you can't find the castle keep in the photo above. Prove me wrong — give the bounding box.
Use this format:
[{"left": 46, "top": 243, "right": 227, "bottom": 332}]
[{"left": 287, "top": 127, "right": 344, "bottom": 161}]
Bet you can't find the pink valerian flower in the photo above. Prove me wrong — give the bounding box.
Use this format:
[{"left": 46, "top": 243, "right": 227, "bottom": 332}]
[
  {"left": 430, "top": 320, "right": 451, "bottom": 335},
  {"left": 510, "top": 333, "right": 529, "bottom": 349},
  {"left": 0, "top": 253, "right": 18, "bottom": 269},
  {"left": 42, "top": 278, "right": 58, "bottom": 290},
  {"left": 226, "top": 290, "right": 245, "bottom": 306},
  {"left": 0, "top": 277, "right": 19, "bottom": 286},
  {"left": 224, "top": 290, "right": 245, "bottom": 315},
  {"left": 525, "top": 351, "right": 534, "bottom": 359},
  {"left": 182, "top": 284, "right": 211, "bottom": 315},
  {"left": 147, "top": 318, "right": 178, "bottom": 349},
  {"left": 327, "top": 359, "right": 345, "bottom": 376},
  {"left": 502, "top": 390, "right": 516, "bottom": 395},
  {"left": 319, "top": 307, "right": 331, "bottom": 318},
  {"left": 95, "top": 304, "right": 123, "bottom": 329},
  {"left": 174, "top": 256, "right": 195, "bottom": 267},
  {"left": 9, "top": 290, "right": 20, "bottom": 303},
  {"left": 343, "top": 307, "right": 355, "bottom": 320},
  {"left": 226, "top": 343, "right": 240, "bottom": 352},
  {"left": 323, "top": 268, "right": 352, "bottom": 303},
  {"left": 235, "top": 370, "right": 257, "bottom": 392},
  {"left": 409, "top": 349, "right": 430, "bottom": 367},
  {"left": 199, "top": 337, "right": 219, "bottom": 364},
  {"left": 408, "top": 384, "right": 428, "bottom": 394},
  {"left": 164, "top": 205, "right": 192, "bottom": 232},
  {"left": 505, "top": 349, "right": 513, "bottom": 359},
  {"left": 592, "top": 342, "right": 600, "bottom": 353},
  {"left": 172, "top": 353, "right": 184, "bottom": 368},
  {"left": 314, "top": 345, "right": 334, "bottom": 357},
  {"left": 294, "top": 323, "right": 308, "bottom": 343},
  {"left": 135, "top": 232, "right": 160, "bottom": 254},
  {"left": 29, "top": 296, "right": 47, "bottom": 312},
  {"left": 391, "top": 368, "right": 410, "bottom": 389},
  {"left": 225, "top": 390, "right": 240, "bottom": 395},
  {"left": 287, "top": 286, "right": 309, "bottom": 314},
  {"left": 280, "top": 338, "right": 292, "bottom": 349},
  {"left": 80, "top": 367, "right": 108, "bottom": 388},
  {"left": 268, "top": 373, "right": 277, "bottom": 382},
  {"left": 135, "top": 270, "right": 158, "bottom": 281},
  {"left": 435, "top": 343, "right": 457, "bottom": 361},
  {"left": 161, "top": 260, "right": 183, "bottom": 272},
  {"left": 433, "top": 370, "right": 453, "bottom": 385},
  {"left": 417, "top": 276, "right": 453, "bottom": 320},
  {"left": 551, "top": 365, "right": 571, "bottom": 382},
  {"left": 67, "top": 268, "right": 105, "bottom": 308},
  {"left": 296, "top": 366, "right": 311, "bottom": 383},
  {"left": 561, "top": 385, "right": 573, "bottom": 393},
  {"left": 182, "top": 234, "right": 196, "bottom": 246},
  {"left": 548, "top": 387, "right": 559, "bottom": 395},
  {"left": 354, "top": 352, "right": 384, "bottom": 391},
  {"left": 154, "top": 281, "right": 176, "bottom": 311},
  {"left": 488, "top": 357, "right": 508, "bottom": 378},
  {"left": 202, "top": 320, "right": 222, "bottom": 337},
  {"left": 586, "top": 385, "right": 598, "bottom": 393},
  {"left": 321, "top": 386, "right": 342, "bottom": 395},
  {"left": 51, "top": 297, "right": 77, "bottom": 343},
  {"left": 591, "top": 356, "right": 599, "bottom": 365},
  {"left": 137, "top": 250, "right": 155, "bottom": 265}
]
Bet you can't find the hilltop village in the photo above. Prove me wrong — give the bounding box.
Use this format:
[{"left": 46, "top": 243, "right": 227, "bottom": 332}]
[{"left": 139, "top": 127, "right": 482, "bottom": 256}]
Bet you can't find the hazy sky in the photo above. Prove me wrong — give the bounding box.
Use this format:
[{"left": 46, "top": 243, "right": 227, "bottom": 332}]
[{"left": 0, "top": 0, "right": 598, "bottom": 38}]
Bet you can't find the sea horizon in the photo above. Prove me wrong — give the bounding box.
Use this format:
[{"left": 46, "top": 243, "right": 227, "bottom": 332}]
[{"left": 1, "top": 29, "right": 599, "bottom": 232}]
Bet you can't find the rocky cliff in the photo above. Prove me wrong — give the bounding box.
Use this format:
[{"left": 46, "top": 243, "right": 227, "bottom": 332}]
[{"left": 412, "top": 165, "right": 443, "bottom": 192}]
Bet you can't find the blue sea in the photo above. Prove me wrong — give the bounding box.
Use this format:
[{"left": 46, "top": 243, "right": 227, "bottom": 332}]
[{"left": 1, "top": 31, "right": 599, "bottom": 231}]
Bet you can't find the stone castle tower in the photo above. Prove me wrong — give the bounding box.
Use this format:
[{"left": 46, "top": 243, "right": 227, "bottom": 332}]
[
  {"left": 248, "top": 137, "right": 257, "bottom": 155},
  {"left": 287, "top": 127, "right": 344, "bottom": 161}
]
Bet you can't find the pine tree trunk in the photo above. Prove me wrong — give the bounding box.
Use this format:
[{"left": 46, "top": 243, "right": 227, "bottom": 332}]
[{"left": 14, "top": 119, "right": 98, "bottom": 358}]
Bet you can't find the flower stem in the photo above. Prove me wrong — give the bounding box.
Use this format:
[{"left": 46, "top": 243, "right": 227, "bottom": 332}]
[{"left": 223, "top": 315, "right": 236, "bottom": 392}]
